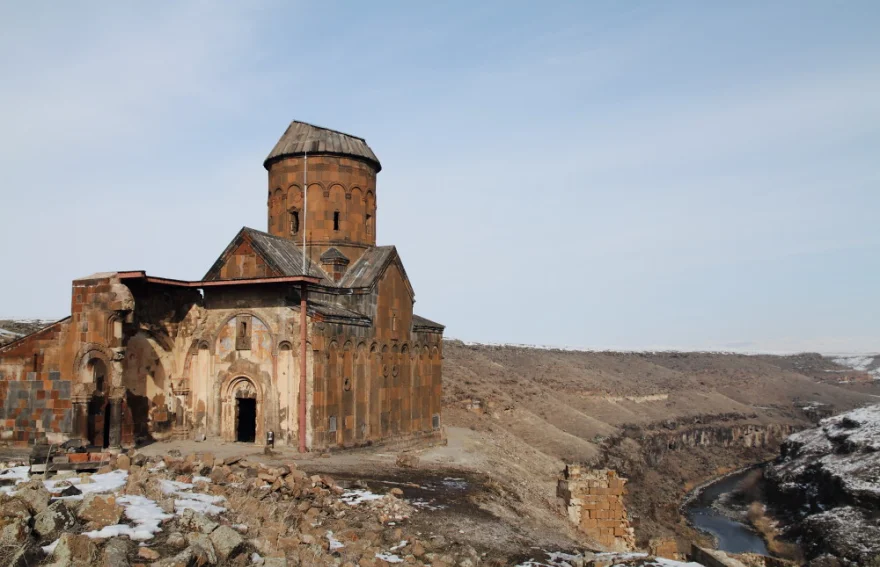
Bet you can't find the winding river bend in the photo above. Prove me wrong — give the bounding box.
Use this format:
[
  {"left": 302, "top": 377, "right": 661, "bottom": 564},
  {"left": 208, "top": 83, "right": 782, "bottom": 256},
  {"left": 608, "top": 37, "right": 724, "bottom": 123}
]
[{"left": 686, "top": 469, "right": 769, "bottom": 555}]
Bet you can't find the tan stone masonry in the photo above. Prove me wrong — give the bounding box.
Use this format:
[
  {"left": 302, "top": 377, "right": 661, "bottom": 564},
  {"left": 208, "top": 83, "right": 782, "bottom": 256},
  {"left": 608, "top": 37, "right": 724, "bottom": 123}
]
[{"left": 557, "top": 465, "right": 635, "bottom": 551}]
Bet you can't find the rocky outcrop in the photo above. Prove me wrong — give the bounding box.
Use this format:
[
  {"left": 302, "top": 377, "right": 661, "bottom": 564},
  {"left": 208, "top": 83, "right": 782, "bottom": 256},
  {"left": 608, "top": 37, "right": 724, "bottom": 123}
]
[
  {"left": 765, "top": 404, "right": 880, "bottom": 564},
  {"left": 639, "top": 421, "right": 797, "bottom": 462}
]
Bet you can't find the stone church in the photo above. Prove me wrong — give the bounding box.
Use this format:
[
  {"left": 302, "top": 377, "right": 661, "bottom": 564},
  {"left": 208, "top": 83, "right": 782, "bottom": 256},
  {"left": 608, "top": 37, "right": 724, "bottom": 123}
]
[{"left": 0, "top": 121, "right": 444, "bottom": 451}]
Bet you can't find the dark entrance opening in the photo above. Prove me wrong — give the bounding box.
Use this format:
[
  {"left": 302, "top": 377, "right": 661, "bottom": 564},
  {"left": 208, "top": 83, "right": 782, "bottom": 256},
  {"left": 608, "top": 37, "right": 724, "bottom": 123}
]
[
  {"left": 87, "top": 397, "right": 102, "bottom": 447},
  {"left": 102, "top": 403, "right": 111, "bottom": 448},
  {"left": 86, "top": 358, "right": 109, "bottom": 447},
  {"left": 236, "top": 398, "right": 256, "bottom": 442}
]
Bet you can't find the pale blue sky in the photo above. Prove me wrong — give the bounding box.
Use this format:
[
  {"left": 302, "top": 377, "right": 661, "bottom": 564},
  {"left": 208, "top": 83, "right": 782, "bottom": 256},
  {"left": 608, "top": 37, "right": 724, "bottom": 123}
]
[{"left": 1, "top": 2, "right": 878, "bottom": 353}]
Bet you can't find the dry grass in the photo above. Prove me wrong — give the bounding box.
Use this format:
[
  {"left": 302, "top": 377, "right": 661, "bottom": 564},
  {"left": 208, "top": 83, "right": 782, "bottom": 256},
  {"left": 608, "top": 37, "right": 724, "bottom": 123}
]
[{"left": 747, "top": 501, "right": 801, "bottom": 561}]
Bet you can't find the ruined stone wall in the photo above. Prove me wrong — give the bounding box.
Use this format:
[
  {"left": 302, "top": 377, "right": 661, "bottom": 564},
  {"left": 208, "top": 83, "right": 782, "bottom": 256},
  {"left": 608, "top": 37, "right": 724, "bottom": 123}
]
[
  {"left": 0, "top": 320, "right": 72, "bottom": 445},
  {"left": 0, "top": 274, "right": 135, "bottom": 446},
  {"left": 557, "top": 466, "right": 636, "bottom": 551},
  {"left": 121, "top": 281, "right": 202, "bottom": 444}
]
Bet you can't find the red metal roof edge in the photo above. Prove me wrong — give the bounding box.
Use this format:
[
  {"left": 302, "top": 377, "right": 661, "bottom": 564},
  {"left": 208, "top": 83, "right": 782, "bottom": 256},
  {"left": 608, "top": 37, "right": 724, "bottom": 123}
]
[{"left": 116, "top": 271, "right": 320, "bottom": 287}]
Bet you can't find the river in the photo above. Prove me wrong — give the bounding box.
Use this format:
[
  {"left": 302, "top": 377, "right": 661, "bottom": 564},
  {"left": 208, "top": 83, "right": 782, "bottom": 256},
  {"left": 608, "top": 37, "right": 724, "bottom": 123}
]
[{"left": 686, "top": 468, "right": 769, "bottom": 555}]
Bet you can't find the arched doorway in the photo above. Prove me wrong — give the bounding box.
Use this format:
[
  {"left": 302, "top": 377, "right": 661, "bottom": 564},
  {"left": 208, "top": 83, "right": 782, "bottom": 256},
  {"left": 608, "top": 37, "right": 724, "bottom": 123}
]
[
  {"left": 225, "top": 377, "right": 259, "bottom": 443},
  {"left": 86, "top": 358, "right": 109, "bottom": 447}
]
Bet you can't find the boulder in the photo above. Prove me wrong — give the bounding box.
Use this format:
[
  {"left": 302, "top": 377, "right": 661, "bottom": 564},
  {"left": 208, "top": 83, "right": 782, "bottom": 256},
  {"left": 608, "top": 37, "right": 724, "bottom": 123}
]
[
  {"left": 115, "top": 454, "right": 131, "bottom": 471},
  {"left": 200, "top": 452, "right": 215, "bottom": 468},
  {"left": 154, "top": 547, "right": 194, "bottom": 567},
  {"left": 14, "top": 481, "right": 51, "bottom": 513},
  {"left": 137, "top": 547, "right": 161, "bottom": 560},
  {"left": 211, "top": 525, "right": 246, "bottom": 561},
  {"left": 0, "top": 517, "right": 30, "bottom": 546},
  {"left": 102, "top": 538, "right": 132, "bottom": 567},
  {"left": 78, "top": 494, "right": 123, "bottom": 529},
  {"left": 0, "top": 496, "right": 32, "bottom": 520},
  {"left": 395, "top": 452, "right": 419, "bottom": 468},
  {"left": 166, "top": 532, "right": 187, "bottom": 549},
  {"left": 209, "top": 467, "right": 227, "bottom": 484},
  {"left": 178, "top": 508, "right": 219, "bottom": 534},
  {"left": 187, "top": 532, "right": 218, "bottom": 564},
  {"left": 411, "top": 542, "right": 425, "bottom": 557},
  {"left": 34, "top": 500, "right": 77, "bottom": 540},
  {"left": 48, "top": 532, "right": 98, "bottom": 567}
]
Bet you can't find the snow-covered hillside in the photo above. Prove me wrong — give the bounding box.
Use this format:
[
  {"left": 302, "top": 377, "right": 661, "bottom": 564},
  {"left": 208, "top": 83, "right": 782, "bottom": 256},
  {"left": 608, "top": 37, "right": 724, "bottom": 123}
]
[
  {"left": 766, "top": 404, "right": 880, "bottom": 562},
  {"left": 830, "top": 354, "right": 880, "bottom": 380}
]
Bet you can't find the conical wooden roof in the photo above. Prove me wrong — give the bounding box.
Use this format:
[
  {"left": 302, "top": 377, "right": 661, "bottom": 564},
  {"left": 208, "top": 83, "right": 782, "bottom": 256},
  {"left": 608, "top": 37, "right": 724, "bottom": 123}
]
[{"left": 264, "top": 120, "right": 381, "bottom": 171}]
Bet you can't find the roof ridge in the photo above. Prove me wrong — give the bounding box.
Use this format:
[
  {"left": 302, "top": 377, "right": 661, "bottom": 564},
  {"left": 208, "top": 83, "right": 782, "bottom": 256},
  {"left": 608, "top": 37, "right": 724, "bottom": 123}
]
[
  {"left": 243, "top": 226, "right": 286, "bottom": 241},
  {"left": 288, "top": 120, "right": 367, "bottom": 143}
]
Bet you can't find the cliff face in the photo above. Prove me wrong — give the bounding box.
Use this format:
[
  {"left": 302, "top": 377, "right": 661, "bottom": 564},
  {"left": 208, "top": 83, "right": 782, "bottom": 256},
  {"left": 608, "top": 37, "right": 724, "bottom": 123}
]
[
  {"left": 765, "top": 404, "right": 880, "bottom": 564},
  {"left": 441, "top": 341, "right": 880, "bottom": 548}
]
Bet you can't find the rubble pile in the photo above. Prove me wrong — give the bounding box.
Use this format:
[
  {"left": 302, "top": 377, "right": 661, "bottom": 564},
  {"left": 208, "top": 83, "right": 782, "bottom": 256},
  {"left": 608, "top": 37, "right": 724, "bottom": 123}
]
[{"left": 0, "top": 451, "right": 495, "bottom": 567}]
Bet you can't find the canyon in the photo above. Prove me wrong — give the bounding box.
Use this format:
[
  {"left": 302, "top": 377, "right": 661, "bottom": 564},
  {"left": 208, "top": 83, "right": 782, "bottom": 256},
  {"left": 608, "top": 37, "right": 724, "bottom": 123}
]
[
  {"left": 440, "top": 340, "right": 880, "bottom": 554},
  {"left": 2, "top": 321, "right": 879, "bottom": 564}
]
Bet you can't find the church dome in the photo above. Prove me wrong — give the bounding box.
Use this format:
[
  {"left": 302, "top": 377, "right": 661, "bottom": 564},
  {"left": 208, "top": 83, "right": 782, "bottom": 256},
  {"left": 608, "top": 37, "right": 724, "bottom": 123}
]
[{"left": 264, "top": 120, "right": 381, "bottom": 172}]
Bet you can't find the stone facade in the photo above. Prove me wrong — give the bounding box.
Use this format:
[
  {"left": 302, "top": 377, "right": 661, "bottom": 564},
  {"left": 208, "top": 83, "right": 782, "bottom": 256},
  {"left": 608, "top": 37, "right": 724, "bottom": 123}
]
[
  {"left": 557, "top": 466, "right": 636, "bottom": 551},
  {"left": 0, "top": 120, "right": 444, "bottom": 451},
  {"left": 267, "top": 155, "right": 378, "bottom": 268}
]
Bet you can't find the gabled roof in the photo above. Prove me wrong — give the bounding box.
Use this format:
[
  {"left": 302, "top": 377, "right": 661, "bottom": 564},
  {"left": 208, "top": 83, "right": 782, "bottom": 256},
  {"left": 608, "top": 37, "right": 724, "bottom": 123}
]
[
  {"left": 204, "top": 229, "right": 415, "bottom": 300},
  {"left": 319, "top": 247, "right": 350, "bottom": 264},
  {"left": 204, "top": 227, "right": 329, "bottom": 281},
  {"left": 264, "top": 121, "right": 381, "bottom": 172},
  {"left": 413, "top": 314, "right": 445, "bottom": 333},
  {"left": 338, "top": 246, "right": 396, "bottom": 288},
  {"left": 339, "top": 245, "right": 415, "bottom": 301}
]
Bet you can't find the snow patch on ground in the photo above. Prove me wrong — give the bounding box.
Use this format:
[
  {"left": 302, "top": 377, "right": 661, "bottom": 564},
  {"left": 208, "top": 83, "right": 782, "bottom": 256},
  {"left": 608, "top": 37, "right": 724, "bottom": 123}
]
[
  {"left": 375, "top": 552, "right": 403, "bottom": 563},
  {"left": 41, "top": 539, "right": 60, "bottom": 554},
  {"left": 83, "top": 494, "right": 171, "bottom": 540},
  {"left": 341, "top": 488, "right": 384, "bottom": 505},
  {"left": 326, "top": 530, "right": 345, "bottom": 550},
  {"left": 0, "top": 465, "right": 31, "bottom": 494},
  {"left": 409, "top": 498, "right": 445, "bottom": 510},
  {"left": 44, "top": 469, "right": 128, "bottom": 499},
  {"left": 160, "top": 478, "right": 226, "bottom": 515},
  {"left": 441, "top": 477, "right": 468, "bottom": 490}
]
